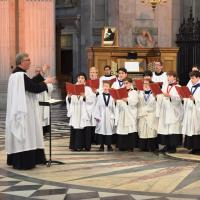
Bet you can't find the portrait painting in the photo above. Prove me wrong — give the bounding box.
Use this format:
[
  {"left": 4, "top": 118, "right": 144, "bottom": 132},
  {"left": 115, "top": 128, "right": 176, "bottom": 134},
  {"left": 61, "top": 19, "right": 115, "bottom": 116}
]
[{"left": 102, "top": 27, "right": 118, "bottom": 47}]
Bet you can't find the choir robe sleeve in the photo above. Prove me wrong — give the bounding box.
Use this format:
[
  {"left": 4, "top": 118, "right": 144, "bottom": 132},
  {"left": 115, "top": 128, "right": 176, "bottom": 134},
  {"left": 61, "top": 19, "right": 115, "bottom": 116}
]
[
  {"left": 99, "top": 76, "right": 103, "bottom": 92},
  {"left": 155, "top": 94, "right": 164, "bottom": 118},
  {"left": 24, "top": 73, "right": 48, "bottom": 93},
  {"left": 182, "top": 94, "right": 200, "bottom": 135},
  {"left": 127, "top": 90, "right": 138, "bottom": 108},
  {"left": 66, "top": 95, "right": 72, "bottom": 118},
  {"left": 94, "top": 96, "right": 101, "bottom": 121},
  {"left": 84, "top": 86, "right": 97, "bottom": 118},
  {"left": 193, "top": 88, "right": 200, "bottom": 113}
]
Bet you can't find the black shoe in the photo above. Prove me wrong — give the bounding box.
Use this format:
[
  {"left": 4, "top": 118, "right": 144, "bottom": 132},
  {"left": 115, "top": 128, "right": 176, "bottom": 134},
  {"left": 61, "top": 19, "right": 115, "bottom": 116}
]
[
  {"left": 98, "top": 146, "right": 104, "bottom": 151},
  {"left": 107, "top": 146, "right": 113, "bottom": 151},
  {"left": 167, "top": 148, "right": 177, "bottom": 153},
  {"left": 129, "top": 148, "right": 134, "bottom": 152},
  {"left": 159, "top": 146, "right": 168, "bottom": 153},
  {"left": 167, "top": 146, "right": 177, "bottom": 154},
  {"left": 74, "top": 148, "right": 82, "bottom": 152},
  {"left": 85, "top": 148, "right": 91, "bottom": 152},
  {"left": 189, "top": 149, "right": 200, "bottom": 155}
]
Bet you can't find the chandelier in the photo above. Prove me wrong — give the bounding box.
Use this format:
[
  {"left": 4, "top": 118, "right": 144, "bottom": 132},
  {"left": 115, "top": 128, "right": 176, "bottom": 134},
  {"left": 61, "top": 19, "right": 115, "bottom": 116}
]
[{"left": 141, "top": 0, "right": 167, "bottom": 11}]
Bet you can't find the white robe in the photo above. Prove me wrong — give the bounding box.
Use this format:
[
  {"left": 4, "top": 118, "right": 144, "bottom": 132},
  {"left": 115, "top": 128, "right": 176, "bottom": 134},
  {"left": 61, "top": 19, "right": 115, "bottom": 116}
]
[
  {"left": 187, "top": 80, "right": 192, "bottom": 88},
  {"left": 38, "top": 84, "right": 53, "bottom": 126},
  {"left": 99, "top": 75, "right": 116, "bottom": 92},
  {"left": 152, "top": 72, "right": 168, "bottom": 87},
  {"left": 138, "top": 91, "right": 158, "bottom": 139},
  {"left": 182, "top": 86, "right": 200, "bottom": 136},
  {"left": 5, "top": 72, "right": 44, "bottom": 154},
  {"left": 115, "top": 90, "right": 138, "bottom": 135},
  {"left": 66, "top": 86, "right": 95, "bottom": 129},
  {"left": 111, "top": 79, "right": 124, "bottom": 89},
  {"left": 156, "top": 84, "right": 183, "bottom": 135},
  {"left": 84, "top": 86, "right": 97, "bottom": 127},
  {"left": 94, "top": 93, "right": 115, "bottom": 135}
]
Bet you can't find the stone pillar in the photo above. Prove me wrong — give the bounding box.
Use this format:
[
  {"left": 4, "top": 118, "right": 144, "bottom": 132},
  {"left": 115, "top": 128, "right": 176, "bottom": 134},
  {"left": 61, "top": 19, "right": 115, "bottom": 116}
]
[
  {"left": 0, "top": 0, "right": 56, "bottom": 110},
  {"left": 18, "top": 0, "right": 56, "bottom": 76},
  {"left": 0, "top": 0, "right": 16, "bottom": 109}
]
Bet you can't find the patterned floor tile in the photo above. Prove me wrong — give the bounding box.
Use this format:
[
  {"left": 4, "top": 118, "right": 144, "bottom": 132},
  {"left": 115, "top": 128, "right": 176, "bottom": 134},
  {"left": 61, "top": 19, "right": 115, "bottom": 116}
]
[
  {"left": 65, "top": 192, "right": 99, "bottom": 200},
  {"left": 0, "top": 106, "right": 200, "bottom": 200},
  {"left": 35, "top": 194, "right": 67, "bottom": 200},
  {"left": 98, "top": 192, "right": 125, "bottom": 198},
  {"left": 1, "top": 190, "right": 36, "bottom": 198},
  {"left": 30, "top": 188, "right": 67, "bottom": 197}
]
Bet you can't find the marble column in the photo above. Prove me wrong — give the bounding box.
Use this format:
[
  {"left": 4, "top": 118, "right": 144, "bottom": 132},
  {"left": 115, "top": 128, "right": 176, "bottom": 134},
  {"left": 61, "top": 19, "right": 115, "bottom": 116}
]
[
  {"left": 0, "top": 0, "right": 56, "bottom": 110},
  {"left": 0, "top": 0, "right": 16, "bottom": 109},
  {"left": 18, "top": 0, "right": 56, "bottom": 76}
]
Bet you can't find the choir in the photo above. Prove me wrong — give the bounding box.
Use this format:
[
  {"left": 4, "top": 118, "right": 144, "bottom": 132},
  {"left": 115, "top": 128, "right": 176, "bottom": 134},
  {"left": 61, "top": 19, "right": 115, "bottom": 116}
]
[{"left": 66, "top": 65, "right": 200, "bottom": 155}]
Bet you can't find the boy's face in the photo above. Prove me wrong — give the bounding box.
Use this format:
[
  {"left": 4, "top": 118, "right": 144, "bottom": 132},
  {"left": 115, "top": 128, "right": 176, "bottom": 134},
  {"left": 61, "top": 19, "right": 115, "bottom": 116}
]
[
  {"left": 123, "top": 80, "right": 132, "bottom": 89},
  {"left": 89, "top": 69, "right": 98, "bottom": 80},
  {"left": 143, "top": 81, "right": 150, "bottom": 90},
  {"left": 167, "top": 75, "right": 176, "bottom": 83},
  {"left": 118, "top": 70, "right": 127, "bottom": 80},
  {"left": 104, "top": 67, "right": 111, "bottom": 76},
  {"left": 190, "top": 76, "right": 200, "bottom": 85},
  {"left": 103, "top": 83, "right": 110, "bottom": 93},
  {"left": 77, "top": 76, "right": 86, "bottom": 84}
]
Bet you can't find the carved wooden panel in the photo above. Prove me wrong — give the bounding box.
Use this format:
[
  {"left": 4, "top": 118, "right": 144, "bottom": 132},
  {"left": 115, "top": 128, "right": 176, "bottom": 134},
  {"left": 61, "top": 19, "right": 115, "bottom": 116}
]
[{"left": 87, "top": 47, "right": 179, "bottom": 77}]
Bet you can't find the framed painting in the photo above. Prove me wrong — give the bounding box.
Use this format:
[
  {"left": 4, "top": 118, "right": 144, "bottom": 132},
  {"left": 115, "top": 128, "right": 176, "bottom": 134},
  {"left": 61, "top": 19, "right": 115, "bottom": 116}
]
[{"left": 102, "top": 27, "right": 118, "bottom": 47}]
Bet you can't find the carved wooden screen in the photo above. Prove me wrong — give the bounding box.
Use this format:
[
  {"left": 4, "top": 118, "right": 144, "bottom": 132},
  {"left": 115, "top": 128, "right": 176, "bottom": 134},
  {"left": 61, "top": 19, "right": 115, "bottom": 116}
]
[{"left": 176, "top": 8, "right": 200, "bottom": 85}]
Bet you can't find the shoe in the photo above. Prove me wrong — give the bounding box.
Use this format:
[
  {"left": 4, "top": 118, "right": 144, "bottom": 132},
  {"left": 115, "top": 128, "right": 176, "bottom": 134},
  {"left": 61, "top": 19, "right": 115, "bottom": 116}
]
[
  {"left": 74, "top": 148, "right": 82, "bottom": 152},
  {"left": 107, "top": 146, "right": 113, "bottom": 151},
  {"left": 98, "top": 146, "right": 104, "bottom": 151},
  {"left": 189, "top": 149, "right": 200, "bottom": 155},
  {"left": 159, "top": 146, "right": 168, "bottom": 153},
  {"left": 167, "top": 148, "right": 177, "bottom": 153},
  {"left": 167, "top": 146, "right": 177, "bottom": 154},
  {"left": 85, "top": 148, "right": 91, "bottom": 152},
  {"left": 129, "top": 148, "right": 134, "bottom": 152}
]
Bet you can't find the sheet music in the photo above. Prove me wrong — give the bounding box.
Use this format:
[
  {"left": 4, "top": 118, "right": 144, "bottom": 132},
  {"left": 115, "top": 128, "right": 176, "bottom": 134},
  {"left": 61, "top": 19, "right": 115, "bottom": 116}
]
[{"left": 125, "top": 62, "right": 139, "bottom": 72}]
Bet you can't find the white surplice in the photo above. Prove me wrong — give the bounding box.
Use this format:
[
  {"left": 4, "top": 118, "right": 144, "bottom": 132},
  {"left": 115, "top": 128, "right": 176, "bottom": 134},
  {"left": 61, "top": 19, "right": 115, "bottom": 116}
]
[
  {"left": 111, "top": 79, "right": 124, "bottom": 89},
  {"left": 94, "top": 93, "right": 116, "bottom": 135},
  {"left": 156, "top": 84, "right": 183, "bottom": 135},
  {"left": 152, "top": 72, "right": 168, "bottom": 87},
  {"left": 66, "top": 86, "right": 96, "bottom": 129},
  {"left": 38, "top": 84, "right": 53, "bottom": 126},
  {"left": 115, "top": 90, "right": 138, "bottom": 135},
  {"left": 5, "top": 72, "right": 44, "bottom": 154},
  {"left": 182, "top": 86, "right": 200, "bottom": 136},
  {"left": 99, "top": 75, "right": 116, "bottom": 92},
  {"left": 138, "top": 91, "right": 158, "bottom": 139}
]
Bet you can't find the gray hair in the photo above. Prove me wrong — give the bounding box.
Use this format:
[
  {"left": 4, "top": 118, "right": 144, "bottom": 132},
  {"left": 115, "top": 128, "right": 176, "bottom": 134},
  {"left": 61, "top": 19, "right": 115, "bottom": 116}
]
[{"left": 16, "top": 53, "right": 29, "bottom": 65}]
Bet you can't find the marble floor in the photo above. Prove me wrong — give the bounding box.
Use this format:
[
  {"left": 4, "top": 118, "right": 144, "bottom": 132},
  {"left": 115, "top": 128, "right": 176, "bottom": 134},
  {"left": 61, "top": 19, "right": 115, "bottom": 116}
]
[{"left": 0, "top": 106, "right": 200, "bottom": 200}]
